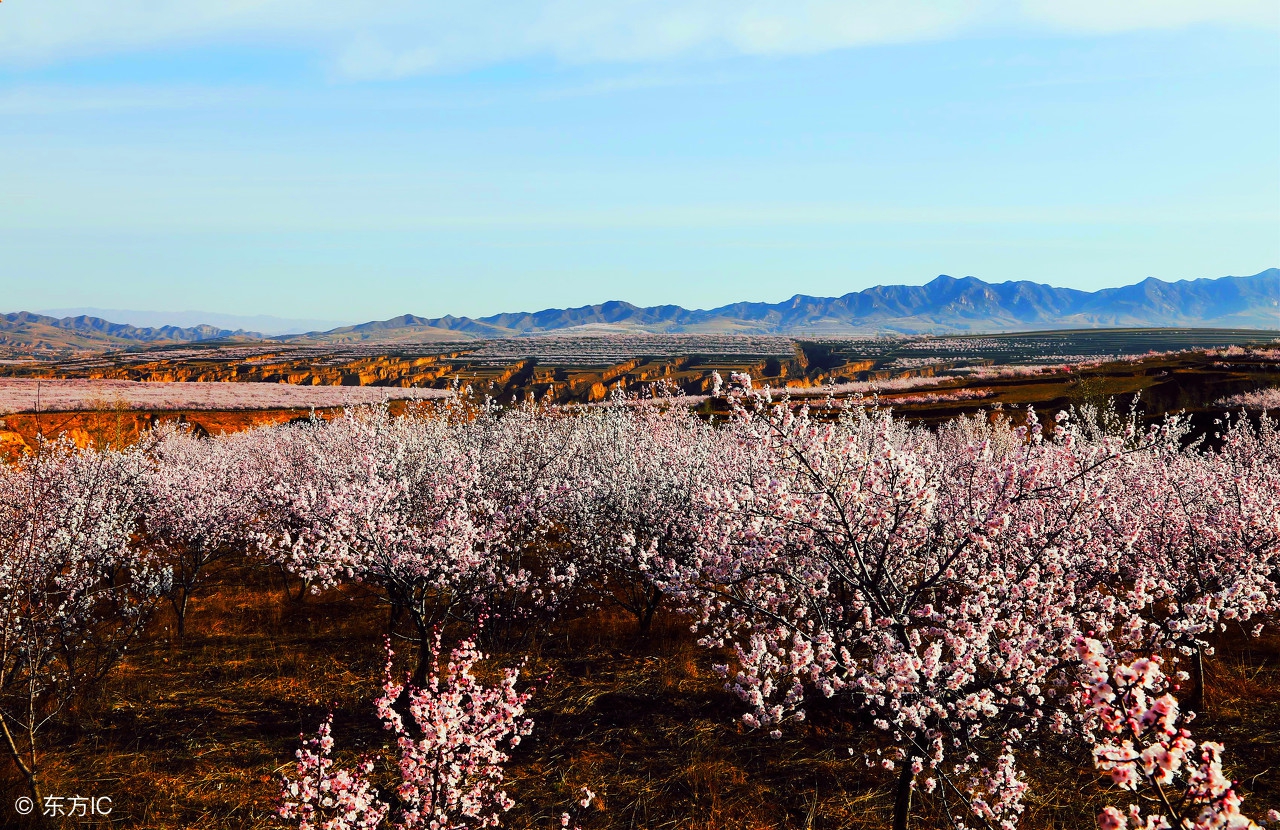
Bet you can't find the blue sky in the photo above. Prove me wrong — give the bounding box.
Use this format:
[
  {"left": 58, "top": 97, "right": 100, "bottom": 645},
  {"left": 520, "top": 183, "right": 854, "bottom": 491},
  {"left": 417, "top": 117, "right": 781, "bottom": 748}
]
[{"left": 1, "top": 1, "right": 1277, "bottom": 324}]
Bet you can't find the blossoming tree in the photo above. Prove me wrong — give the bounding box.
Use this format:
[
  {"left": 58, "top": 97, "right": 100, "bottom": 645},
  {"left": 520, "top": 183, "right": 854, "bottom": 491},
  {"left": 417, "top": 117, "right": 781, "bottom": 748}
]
[
  {"left": 0, "top": 437, "right": 165, "bottom": 805},
  {"left": 658, "top": 389, "right": 1158, "bottom": 829},
  {"left": 280, "top": 631, "right": 533, "bottom": 830}
]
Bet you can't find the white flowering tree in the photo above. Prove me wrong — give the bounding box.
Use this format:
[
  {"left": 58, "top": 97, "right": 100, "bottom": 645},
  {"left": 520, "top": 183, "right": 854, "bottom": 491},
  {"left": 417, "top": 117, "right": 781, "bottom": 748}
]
[
  {"left": 0, "top": 437, "right": 166, "bottom": 805},
  {"left": 567, "top": 397, "right": 722, "bottom": 635},
  {"left": 143, "top": 424, "right": 264, "bottom": 638}
]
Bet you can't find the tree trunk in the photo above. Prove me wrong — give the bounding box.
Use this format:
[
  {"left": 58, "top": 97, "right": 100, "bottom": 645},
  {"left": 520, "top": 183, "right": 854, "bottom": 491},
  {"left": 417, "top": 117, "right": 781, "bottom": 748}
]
[
  {"left": 1189, "top": 645, "right": 1206, "bottom": 714},
  {"left": 637, "top": 586, "right": 662, "bottom": 637},
  {"left": 411, "top": 626, "right": 432, "bottom": 689},
  {"left": 387, "top": 602, "right": 406, "bottom": 638},
  {"left": 386, "top": 626, "right": 433, "bottom": 742},
  {"left": 173, "top": 591, "right": 189, "bottom": 640},
  {"left": 0, "top": 719, "right": 43, "bottom": 820},
  {"left": 279, "top": 565, "right": 310, "bottom": 604},
  {"left": 26, "top": 769, "right": 43, "bottom": 820},
  {"left": 892, "top": 761, "right": 914, "bottom": 830}
]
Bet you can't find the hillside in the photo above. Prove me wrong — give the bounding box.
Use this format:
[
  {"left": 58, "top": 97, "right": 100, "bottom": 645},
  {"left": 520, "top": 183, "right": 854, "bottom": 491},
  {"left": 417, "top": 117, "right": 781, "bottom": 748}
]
[{"left": 0, "top": 312, "right": 254, "bottom": 357}]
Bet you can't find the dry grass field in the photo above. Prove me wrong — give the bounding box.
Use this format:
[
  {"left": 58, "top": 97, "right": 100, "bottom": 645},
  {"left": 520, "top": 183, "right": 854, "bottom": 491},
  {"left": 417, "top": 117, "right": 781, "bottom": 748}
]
[{"left": 6, "top": 555, "right": 1277, "bottom": 830}]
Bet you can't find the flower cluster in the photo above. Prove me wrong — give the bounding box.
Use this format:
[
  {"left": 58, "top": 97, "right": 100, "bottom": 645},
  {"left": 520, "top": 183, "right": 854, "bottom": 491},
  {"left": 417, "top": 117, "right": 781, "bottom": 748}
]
[
  {"left": 279, "top": 716, "right": 388, "bottom": 830},
  {"left": 1074, "top": 638, "right": 1261, "bottom": 830},
  {"left": 280, "top": 633, "right": 532, "bottom": 830},
  {"left": 1216, "top": 387, "right": 1280, "bottom": 411}
]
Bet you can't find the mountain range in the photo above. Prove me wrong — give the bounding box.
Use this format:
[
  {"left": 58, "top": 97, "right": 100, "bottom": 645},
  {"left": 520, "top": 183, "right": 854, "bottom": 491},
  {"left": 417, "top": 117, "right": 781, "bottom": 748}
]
[
  {"left": 306, "top": 269, "right": 1279, "bottom": 342},
  {"left": 35, "top": 309, "right": 352, "bottom": 336},
  {"left": 3, "top": 270, "right": 1277, "bottom": 353},
  {"left": 0, "top": 312, "right": 253, "bottom": 355}
]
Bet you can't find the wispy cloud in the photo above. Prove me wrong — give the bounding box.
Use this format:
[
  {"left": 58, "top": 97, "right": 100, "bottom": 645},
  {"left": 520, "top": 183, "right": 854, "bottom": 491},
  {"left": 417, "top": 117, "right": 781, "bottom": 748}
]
[
  {"left": 532, "top": 67, "right": 747, "bottom": 101},
  {"left": 0, "top": 84, "right": 266, "bottom": 115},
  {"left": 0, "top": 1, "right": 1274, "bottom": 78}
]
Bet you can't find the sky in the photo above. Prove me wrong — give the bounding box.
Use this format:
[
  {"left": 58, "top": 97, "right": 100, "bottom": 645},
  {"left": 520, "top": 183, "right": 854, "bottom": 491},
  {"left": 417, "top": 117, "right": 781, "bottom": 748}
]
[{"left": 1, "top": 1, "right": 1278, "bottom": 325}]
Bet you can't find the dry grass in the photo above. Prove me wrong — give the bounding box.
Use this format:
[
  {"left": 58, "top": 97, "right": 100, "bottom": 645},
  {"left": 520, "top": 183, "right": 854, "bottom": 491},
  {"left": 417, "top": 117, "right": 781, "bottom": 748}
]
[{"left": 3, "top": 559, "right": 1278, "bottom": 829}]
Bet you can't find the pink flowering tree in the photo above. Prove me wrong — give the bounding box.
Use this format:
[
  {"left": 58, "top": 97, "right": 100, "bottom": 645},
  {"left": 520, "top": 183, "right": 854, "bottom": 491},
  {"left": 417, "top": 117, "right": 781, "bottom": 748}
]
[
  {"left": 0, "top": 436, "right": 166, "bottom": 805},
  {"left": 261, "top": 399, "right": 595, "bottom": 675},
  {"left": 1072, "top": 637, "right": 1263, "bottom": 830},
  {"left": 256, "top": 396, "right": 602, "bottom": 679},
  {"left": 1105, "top": 413, "right": 1280, "bottom": 712},
  {"left": 280, "top": 632, "right": 533, "bottom": 830},
  {"left": 278, "top": 715, "right": 388, "bottom": 830},
  {"left": 658, "top": 387, "right": 1152, "bottom": 830},
  {"left": 375, "top": 633, "right": 533, "bottom": 828}
]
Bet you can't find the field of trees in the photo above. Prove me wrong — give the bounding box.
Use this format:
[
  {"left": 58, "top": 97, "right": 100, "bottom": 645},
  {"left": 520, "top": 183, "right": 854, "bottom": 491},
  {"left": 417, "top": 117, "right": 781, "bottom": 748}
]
[
  {"left": 2, "top": 362, "right": 1280, "bottom": 829},
  {"left": 4, "top": 329, "right": 1277, "bottom": 407}
]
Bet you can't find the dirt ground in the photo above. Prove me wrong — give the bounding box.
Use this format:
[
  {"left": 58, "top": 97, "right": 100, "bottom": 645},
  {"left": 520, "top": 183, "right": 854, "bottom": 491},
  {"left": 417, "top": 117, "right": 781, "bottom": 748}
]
[{"left": 4, "top": 557, "right": 1277, "bottom": 830}]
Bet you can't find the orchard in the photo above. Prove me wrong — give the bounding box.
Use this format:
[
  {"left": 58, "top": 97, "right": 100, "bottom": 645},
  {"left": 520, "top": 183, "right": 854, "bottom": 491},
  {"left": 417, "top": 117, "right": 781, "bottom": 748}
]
[{"left": 1, "top": 382, "right": 1278, "bottom": 830}]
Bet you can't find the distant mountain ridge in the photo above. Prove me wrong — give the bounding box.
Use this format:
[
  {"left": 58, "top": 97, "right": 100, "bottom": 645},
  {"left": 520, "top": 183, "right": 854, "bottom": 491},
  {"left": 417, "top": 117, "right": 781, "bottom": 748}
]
[
  {"left": 36, "top": 308, "right": 351, "bottom": 336},
  {"left": 0, "top": 311, "right": 256, "bottom": 355},
  {"left": 3, "top": 270, "right": 1277, "bottom": 353},
  {"left": 306, "top": 269, "right": 1279, "bottom": 342}
]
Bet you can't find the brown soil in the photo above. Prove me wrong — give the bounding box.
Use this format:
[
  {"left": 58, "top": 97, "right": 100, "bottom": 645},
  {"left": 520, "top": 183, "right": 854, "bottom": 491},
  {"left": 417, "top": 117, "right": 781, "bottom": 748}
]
[{"left": 3, "top": 558, "right": 1277, "bottom": 830}]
